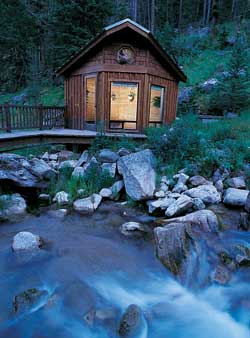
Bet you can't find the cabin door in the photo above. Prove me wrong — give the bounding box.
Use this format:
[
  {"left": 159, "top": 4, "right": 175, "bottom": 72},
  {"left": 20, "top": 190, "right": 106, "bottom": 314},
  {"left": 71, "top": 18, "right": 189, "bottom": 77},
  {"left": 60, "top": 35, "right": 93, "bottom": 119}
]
[{"left": 85, "top": 75, "right": 97, "bottom": 130}]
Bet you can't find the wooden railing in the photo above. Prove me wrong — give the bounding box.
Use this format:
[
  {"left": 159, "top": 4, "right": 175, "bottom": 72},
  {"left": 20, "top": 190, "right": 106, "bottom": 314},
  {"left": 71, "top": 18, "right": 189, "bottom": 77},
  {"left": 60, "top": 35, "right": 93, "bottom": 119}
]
[{"left": 0, "top": 105, "right": 65, "bottom": 132}]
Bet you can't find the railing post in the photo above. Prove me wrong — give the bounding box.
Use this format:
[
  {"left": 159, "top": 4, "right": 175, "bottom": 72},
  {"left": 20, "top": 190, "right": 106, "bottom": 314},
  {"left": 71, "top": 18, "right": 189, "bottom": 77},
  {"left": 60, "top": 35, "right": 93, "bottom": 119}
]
[
  {"left": 38, "top": 105, "right": 43, "bottom": 130},
  {"left": 5, "top": 104, "right": 11, "bottom": 132}
]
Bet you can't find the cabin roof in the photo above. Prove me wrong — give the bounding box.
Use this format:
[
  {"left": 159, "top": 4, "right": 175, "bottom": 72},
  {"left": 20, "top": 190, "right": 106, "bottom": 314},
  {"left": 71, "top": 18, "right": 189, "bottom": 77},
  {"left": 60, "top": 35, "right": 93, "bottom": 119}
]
[{"left": 56, "top": 18, "right": 187, "bottom": 82}]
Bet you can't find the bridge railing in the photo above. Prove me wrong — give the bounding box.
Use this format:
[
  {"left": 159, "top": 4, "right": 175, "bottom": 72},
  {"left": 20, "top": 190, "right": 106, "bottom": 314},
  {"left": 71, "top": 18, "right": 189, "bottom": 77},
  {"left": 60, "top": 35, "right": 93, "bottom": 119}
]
[{"left": 0, "top": 105, "right": 65, "bottom": 132}]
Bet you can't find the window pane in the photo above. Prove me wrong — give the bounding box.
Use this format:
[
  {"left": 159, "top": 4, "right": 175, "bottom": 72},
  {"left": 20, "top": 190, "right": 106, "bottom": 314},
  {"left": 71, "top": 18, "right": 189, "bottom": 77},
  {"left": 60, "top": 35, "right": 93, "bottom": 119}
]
[
  {"left": 86, "top": 77, "right": 96, "bottom": 123},
  {"left": 149, "top": 85, "right": 164, "bottom": 123},
  {"left": 110, "top": 82, "right": 138, "bottom": 130}
]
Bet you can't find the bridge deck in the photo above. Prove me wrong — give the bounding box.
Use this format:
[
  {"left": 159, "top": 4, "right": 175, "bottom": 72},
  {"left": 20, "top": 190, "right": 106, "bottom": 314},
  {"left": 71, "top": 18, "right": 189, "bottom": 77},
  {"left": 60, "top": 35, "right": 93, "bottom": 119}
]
[{"left": 0, "top": 128, "right": 147, "bottom": 151}]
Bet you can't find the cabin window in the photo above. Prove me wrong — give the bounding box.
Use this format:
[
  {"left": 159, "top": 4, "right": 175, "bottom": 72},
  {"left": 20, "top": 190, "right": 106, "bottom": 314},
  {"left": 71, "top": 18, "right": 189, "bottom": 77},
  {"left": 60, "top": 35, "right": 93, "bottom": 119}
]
[
  {"left": 85, "top": 76, "right": 96, "bottom": 124},
  {"left": 149, "top": 85, "right": 165, "bottom": 127},
  {"left": 110, "top": 81, "right": 138, "bottom": 130}
]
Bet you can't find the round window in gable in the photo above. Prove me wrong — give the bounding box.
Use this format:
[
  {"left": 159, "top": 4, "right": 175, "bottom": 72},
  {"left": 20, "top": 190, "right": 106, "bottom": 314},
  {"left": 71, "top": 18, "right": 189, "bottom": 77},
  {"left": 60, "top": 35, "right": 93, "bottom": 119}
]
[{"left": 117, "top": 46, "right": 135, "bottom": 64}]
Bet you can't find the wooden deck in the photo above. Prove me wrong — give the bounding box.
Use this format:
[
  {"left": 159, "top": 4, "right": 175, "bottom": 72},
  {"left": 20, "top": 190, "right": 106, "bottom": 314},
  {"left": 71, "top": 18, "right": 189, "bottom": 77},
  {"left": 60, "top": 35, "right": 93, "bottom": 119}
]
[{"left": 0, "top": 128, "right": 147, "bottom": 151}]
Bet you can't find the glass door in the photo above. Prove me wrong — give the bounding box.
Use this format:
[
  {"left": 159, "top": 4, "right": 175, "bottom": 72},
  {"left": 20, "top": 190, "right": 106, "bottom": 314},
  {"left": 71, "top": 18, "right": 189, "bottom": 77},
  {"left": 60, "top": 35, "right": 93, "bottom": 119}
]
[
  {"left": 85, "top": 76, "right": 96, "bottom": 130},
  {"left": 109, "top": 81, "right": 138, "bottom": 130}
]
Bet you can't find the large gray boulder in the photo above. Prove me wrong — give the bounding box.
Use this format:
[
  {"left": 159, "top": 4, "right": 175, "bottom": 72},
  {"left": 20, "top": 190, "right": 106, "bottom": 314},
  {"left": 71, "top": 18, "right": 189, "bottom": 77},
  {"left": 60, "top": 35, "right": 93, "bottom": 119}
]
[
  {"left": 161, "top": 210, "right": 218, "bottom": 233},
  {"left": 118, "top": 304, "right": 148, "bottom": 337},
  {"left": 53, "top": 191, "right": 70, "bottom": 206},
  {"left": 154, "top": 223, "right": 191, "bottom": 275},
  {"left": 117, "top": 150, "right": 156, "bottom": 201},
  {"left": 189, "top": 175, "right": 210, "bottom": 187},
  {"left": 223, "top": 188, "right": 249, "bottom": 207},
  {"left": 227, "top": 176, "right": 246, "bottom": 189},
  {"left": 12, "top": 231, "right": 41, "bottom": 251},
  {"left": 73, "top": 194, "right": 102, "bottom": 213},
  {"left": 120, "top": 222, "right": 148, "bottom": 237},
  {"left": 0, "top": 153, "right": 54, "bottom": 189},
  {"left": 184, "top": 184, "right": 221, "bottom": 205},
  {"left": 0, "top": 194, "right": 27, "bottom": 222}
]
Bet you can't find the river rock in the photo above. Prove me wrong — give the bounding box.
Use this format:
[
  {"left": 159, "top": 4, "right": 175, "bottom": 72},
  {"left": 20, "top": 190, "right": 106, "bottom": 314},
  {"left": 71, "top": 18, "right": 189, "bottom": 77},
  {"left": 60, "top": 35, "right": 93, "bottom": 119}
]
[
  {"left": 83, "top": 156, "right": 99, "bottom": 176},
  {"left": 53, "top": 191, "right": 70, "bottom": 205},
  {"left": 120, "top": 222, "right": 148, "bottom": 236},
  {"left": 165, "top": 195, "right": 193, "bottom": 218},
  {"left": 223, "top": 188, "right": 249, "bottom": 207},
  {"left": 161, "top": 210, "right": 219, "bottom": 233},
  {"left": 110, "top": 180, "right": 124, "bottom": 200},
  {"left": 13, "top": 288, "right": 48, "bottom": 314},
  {"left": 227, "top": 176, "right": 246, "bottom": 189},
  {"left": 99, "top": 149, "right": 119, "bottom": 163},
  {"left": 118, "top": 148, "right": 131, "bottom": 157},
  {"left": 215, "top": 179, "right": 224, "bottom": 193},
  {"left": 73, "top": 194, "right": 102, "bottom": 213},
  {"left": 211, "top": 265, "right": 231, "bottom": 285},
  {"left": 76, "top": 150, "right": 89, "bottom": 167},
  {"left": 184, "top": 184, "right": 221, "bottom": 205},
  {"left": 0, "top": 194, "right": 27, "bottom": 222},
  {"left": 154, "top": 223, "right": 191, "bottom": 275},
  {"left": 155, "top": 190, "right": 166, "bottom": 198},
  {"left": 101, "top": 163, "right": 116, "bottom": 178},
  {"left": 118, "top": 304, "right": 148, "bottom": 337},
  {"left": 12, "top": 231, "right": 41, "bottom": 251},
  {"left": 117, "top": 149, "right": 156, "bottom": 201},
  {"left": 213, "top": 167, "right": 230, "bottom": 184},
  {"left": 0, "top": 153, "right": 53, "bottom": 189},
  {"left": 72, "top": 166, "right": 86, "bottom": 178},
  {"left": 189, "top": 175, "right": 210, "bottom": 187},
  {"left": 245, "top": 192, "right": 250, "bottom": 213},
  {"left": 147, "top": 197, "right": 175, "bottom": 214},
  {"left": 172, "top": 173, "right": 189, "bottom": 193},
  {"left": 100, "top": 188, "right": 113, "bottom": 198},
  {"left": 192, "top": 198, "right": 206, "bottom": 210},
  {"left": 59, "top": 160, "right": 78, "bottom": 171}
]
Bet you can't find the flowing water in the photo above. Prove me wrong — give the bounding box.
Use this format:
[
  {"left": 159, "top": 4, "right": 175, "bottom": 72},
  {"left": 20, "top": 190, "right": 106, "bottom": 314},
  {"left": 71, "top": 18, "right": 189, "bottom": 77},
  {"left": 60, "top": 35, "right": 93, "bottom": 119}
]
[{"left": 0, "top": 202, "right": 250, "bottom": 338}]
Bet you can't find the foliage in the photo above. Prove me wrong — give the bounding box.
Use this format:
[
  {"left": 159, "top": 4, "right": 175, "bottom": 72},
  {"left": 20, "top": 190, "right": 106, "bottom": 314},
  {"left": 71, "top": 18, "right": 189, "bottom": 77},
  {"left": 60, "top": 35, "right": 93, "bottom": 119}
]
[{"left": 48, "top": 163, "right": 115, "bottom": 202}]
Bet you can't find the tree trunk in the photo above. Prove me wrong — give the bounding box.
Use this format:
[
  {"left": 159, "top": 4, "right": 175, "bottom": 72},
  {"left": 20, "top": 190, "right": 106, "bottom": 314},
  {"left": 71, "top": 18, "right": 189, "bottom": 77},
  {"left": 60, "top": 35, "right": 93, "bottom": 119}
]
[
  {"left": 206, "top": 0, "right": 212, "bottom": 26},
  {"left": 150, "top": 0, "right": 155, "bottom": 33},
  {"left": 203, "top": 0, "right": 207, "bottom": 26},
  {"left": 178, "top": 0, "right": 183, "bottom": 30}
]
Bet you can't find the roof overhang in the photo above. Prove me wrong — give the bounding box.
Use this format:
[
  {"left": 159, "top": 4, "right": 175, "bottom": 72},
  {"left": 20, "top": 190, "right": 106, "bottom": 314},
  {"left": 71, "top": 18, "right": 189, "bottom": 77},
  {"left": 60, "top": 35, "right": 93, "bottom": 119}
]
[{"left": 56, "top": 18, "right": 187, "bottom": 82}]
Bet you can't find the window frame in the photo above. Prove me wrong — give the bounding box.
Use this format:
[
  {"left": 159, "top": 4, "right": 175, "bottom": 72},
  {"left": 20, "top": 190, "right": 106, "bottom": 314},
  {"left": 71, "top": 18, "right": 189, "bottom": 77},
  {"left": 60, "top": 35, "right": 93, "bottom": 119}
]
[
  {"left": 148, "top": 84, "right": 165, "bottom": 126},
  {"left": 84, "top": 74, "right": 97, "bottom": 126}
]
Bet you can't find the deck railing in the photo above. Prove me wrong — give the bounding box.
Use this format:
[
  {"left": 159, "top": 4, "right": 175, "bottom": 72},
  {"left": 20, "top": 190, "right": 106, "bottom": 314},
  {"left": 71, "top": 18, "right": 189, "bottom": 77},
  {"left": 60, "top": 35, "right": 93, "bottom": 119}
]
[{"left": 0, "top": 105, "right": 65, "bottom": 132}]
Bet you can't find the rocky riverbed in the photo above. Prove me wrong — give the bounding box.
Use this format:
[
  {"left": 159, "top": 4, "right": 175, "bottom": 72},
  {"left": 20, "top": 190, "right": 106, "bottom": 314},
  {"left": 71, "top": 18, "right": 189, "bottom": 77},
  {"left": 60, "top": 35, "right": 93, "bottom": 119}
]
[{"left": 0, "top": 148, "right": 250, "bottom": 337}]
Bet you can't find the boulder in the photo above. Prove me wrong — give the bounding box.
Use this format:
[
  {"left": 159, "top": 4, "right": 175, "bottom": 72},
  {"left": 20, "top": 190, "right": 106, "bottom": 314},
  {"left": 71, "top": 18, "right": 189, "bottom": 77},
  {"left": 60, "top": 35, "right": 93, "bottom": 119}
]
[
  {"left": 154, "top": 223, "right": 191, "bottom": 275},
  {"left": 99, "top": 188, "right": 113, "bottom": 198},
  {"left": 161, "top": 210, "right": 219, "bottom": 233},
  {"left": 215, "top": 179, "right": 224, "bottom": 193},
  {"left": 72, "top": 166, "right": 85, "bottom": 178},
  {"left": 76, "top": 150, "right": 89, "bottom": 167},
  {"left": 58, "top": 160, "right": 78, "bottom": 171},
  {"left": 53, "top": 191, "right": 70, "bottom": 206},
  {"left": 172, "top": 173, "right": 189, "bottom": 193},
  {"left": 213, "top": 167, "right": 230, "bottom": 184},
  {"left": 47, "top": 209, "right": 68, "bottom": 219},
  {"left": 154, "top": 190, "right": 165, "bottom": 198},
  {"left": 184, "top": 184, "right": 221, "bottom": 205},
  {"left": 192, "top": 198, "right": 206, "bottom": 211},
  {"left": 58, "top": 150, "right": 75, "bottom": 161},
  {"left": 73, "top": 194, "right": 102, "bottom": 213},
  {"left": 246, "top": 192, "right": 250, "bottom": 213},
  {"left": 227, "top": 176, "right": 246, "bottom": 189},
  {"left": 110, "top": 180, "right": 124, "bottom": 200},
  {"left": 147, "top": 197, "right": 175, "bottom": 214},
  {"left": 223, "top": 188, "right": 249, "bottom": 207},
  {"left": 120, "top": 222, "right": 148, "bottom": 237},
  {"left": 118, "top": 148, "right": 131, "bottom": 157},
  {"left": 117, "top": 150, "right": 156, "bottom": 201},
  {"left": 82, "top": 156, "right": 99, "bottom": 176},
  {"left": 13, "top": 288, "right": 48, "bottom": 314},
  {"left": 0, "top": 153, "right": 53, "bottom": 189},
  {"left": 101, "top": 162, "right": 116, "bottom": 178},
  {"left": 0, "top": 194, "right": 27, "bottom": 222},
  {"left": 165, "top": 195, "right": 193, "bottom": 218},
  {"left": 189, "top": 175, "right": 210, "bottom": 187},
  {"left": 118, "top": 304, "right": 148, "bottom": 337},
  {"left": 12, "top": 232, "right": 41, "bottom": 251},
  {"left": 98, "top": 149, "right": 119, "bottom": 163}
]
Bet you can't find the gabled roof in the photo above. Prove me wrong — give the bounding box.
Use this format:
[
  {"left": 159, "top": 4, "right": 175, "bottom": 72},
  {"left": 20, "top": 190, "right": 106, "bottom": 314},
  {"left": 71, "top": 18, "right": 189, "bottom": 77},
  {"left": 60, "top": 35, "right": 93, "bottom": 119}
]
[{"left": 56, "top": 18, "right": 187, "bottom": 82}]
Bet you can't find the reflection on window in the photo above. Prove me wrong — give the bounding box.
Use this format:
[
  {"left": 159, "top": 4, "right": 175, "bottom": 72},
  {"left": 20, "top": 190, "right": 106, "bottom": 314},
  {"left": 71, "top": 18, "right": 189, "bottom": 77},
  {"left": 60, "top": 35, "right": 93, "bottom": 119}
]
[
  {"left": 149, "top": 85, "right": 164, "bottom": 126},
  {"left": 110, "top": 82, "right": 138, "bottom": 130},
  {"left": 86, "top": 77, "right": 96, "bottom": 123}
]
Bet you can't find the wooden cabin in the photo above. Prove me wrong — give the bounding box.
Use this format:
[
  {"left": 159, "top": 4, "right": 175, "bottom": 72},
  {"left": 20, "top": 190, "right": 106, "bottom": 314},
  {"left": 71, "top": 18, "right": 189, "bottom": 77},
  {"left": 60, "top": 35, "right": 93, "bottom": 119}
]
[{"left": 56, "top": 19, "right": 187, "bottom": 133}]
